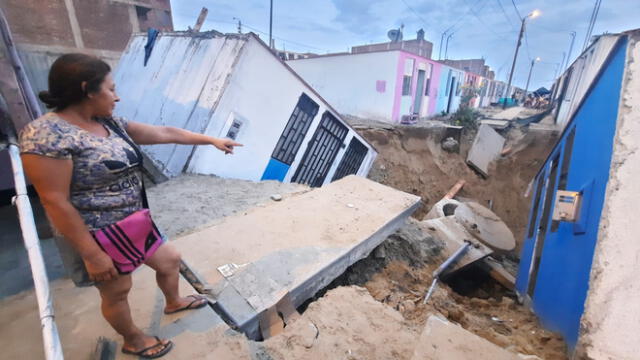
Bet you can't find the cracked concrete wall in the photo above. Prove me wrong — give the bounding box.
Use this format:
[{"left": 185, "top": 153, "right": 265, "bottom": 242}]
[{"left": 577, "top": 32, "right": 640, "bottom": 360}]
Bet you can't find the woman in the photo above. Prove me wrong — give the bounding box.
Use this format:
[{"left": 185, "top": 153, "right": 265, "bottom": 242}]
[{"left": 20, "top": 53, "right": 241, "bottom": 358}]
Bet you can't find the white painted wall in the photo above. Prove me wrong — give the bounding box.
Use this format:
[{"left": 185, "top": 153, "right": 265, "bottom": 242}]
[
  {"left": 556, "top": 36, "right": 619, "bottom": 128},
  {"left": 188, "top": 37, "right": 376, "bottom": 184},
  {"left": 287, "top": 51, "right": 400, "bottom": 122},
  {"left": 113, "top": 34, "right": 244, "bottom": 176},
  {"left": 577, "top": 34, "right": 640, "bottom": 360}
]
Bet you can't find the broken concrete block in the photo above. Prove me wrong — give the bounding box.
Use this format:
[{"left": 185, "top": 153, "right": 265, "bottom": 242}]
[
  {"left": 454, "top": 201, "right": 516, "bottom": 252},
  {"left": 418, "top": 217, "right": 492, "bottom": 274},
  {"left": 424, "top": 198, "right": 464, "bottom": 220},
  {"left": 412, "top": 315, "right": 539, "bottom": 360},
  {"left": 173, "top": 175, "right": 421, "bottom": 340},
  {"left": 270, "top": 194, "right": 282, "bottom": 202},
  {"left": 467, "top": 124, "right": 506, "bottom": 177}
]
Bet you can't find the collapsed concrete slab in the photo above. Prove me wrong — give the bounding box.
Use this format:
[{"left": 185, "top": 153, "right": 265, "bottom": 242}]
[
  {"left": 418, "top": 217, "right": 492, "bottom": 274},
  {"left": 0, "top": 266, "right": 231, "bottom": 359},
  {"left": 172, "top": 175, "right": 421, "bottom": 339},
  {"left": 467, "top": 124, "right": 506, "bottom": 177},
  {"left": 412, "top": 315, "right": 541, "bottom": 360}
]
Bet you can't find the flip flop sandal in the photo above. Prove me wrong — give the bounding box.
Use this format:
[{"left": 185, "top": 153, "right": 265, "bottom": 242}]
[
  {"left": 164, "top": 294, "right": 208, "bottom": 315},
  {"left": 122, "top": 336, "right": 173, "bottom": 359}
]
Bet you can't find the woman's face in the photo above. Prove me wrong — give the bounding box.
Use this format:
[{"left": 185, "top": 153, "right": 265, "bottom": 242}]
[{"left": 88, "top": 73, "right": 120, "bottom": 117}]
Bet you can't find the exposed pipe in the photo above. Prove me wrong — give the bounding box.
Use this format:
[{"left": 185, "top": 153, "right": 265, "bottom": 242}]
[
  {"left": 1, "top": 116, "right": 63, "bottom": 360},
  {"left": 0, "top": 8, "right": 63, "bottom": 359},
  {"left": 423, "top": 241, "right": 471, "bottom": 304}
]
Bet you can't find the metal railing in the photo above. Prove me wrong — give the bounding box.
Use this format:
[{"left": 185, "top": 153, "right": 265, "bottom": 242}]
[
  {"left": 1, "top": 105, "right": 64, "bottom": 360},
  {"left": 0, "top": 6, "right": 64, "bottom": 358}
]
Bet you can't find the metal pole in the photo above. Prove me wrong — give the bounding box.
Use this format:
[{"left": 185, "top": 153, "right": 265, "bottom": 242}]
[
  {"left": 0, "top": 8, "right": 62, "bottom": 359},
  {"left": 8, "top": 144, "right": 64, "bottom": 360},
  {"left": 444, "top": 33, "right": 453, "bottom": 60},
  {"left": 438, "top": 31, "right": 447, "bottom": 60},
  {"left": 503, "top": 16, "right": 526, "bottom": 109},
  {"left": 423, "top": 241, "right": 471, "bottom": 304},
  {"left": 523, "top": 59, "right": 536, "bottom": 103},
  {"left": 565, "top": 31, "right": 576, "bottom": 71},
  {"left": 269, "top": 0, "right": 273, "bottom": 49}
]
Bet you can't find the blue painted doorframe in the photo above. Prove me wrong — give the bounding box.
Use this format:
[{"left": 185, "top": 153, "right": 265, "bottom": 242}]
[{"left": 515, "top": 37, "right": 628, "bottom": 349}]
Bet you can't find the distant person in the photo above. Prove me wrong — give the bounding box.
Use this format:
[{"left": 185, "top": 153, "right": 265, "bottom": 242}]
[{"left": 20, "top": 53, "right": 242, "bottom": 358}]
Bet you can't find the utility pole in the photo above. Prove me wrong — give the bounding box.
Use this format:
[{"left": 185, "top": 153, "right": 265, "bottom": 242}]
[
  {"left": 564, "top": 31, "right": 576, "bottom": 71},
  {"left": 503, "top": 10, "right": 540, "bottom": 108},
  {"left": 269, "top": 0, "right": 274, "bottom": 49},
  {"left": 444, "top": 33, "right": 453, "bottom": 60},
  {"left": 523, "top": 57, "right": 540, "bottom": 102},
  {"left": 233, "top": 17, "right": 242, "bottom": 33},
  {"left": 439, "top": 31, "right": 448, "bottom": 60}
]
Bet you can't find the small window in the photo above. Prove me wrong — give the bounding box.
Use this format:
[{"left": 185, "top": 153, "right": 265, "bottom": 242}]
[
  {"left": 402, "top": 76, "right": 412, "bottom": 96},
  {"left": 135, "top": 6, "right": 151, "bottom": 22},
  {"left": 425, "top": 78, "right": 431, "bottom": 96}
]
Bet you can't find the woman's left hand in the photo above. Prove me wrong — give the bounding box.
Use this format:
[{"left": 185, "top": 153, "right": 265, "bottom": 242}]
[{"left": 212, "top": 138, "right": 243, "bottom": 154}]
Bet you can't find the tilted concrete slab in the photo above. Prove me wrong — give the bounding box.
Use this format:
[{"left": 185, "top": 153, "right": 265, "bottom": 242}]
[
  {"left": 0, "top": 266, "right": 233, "bottom": 359},
  {"left": 418, "top": 216, "right": 492, "bottom": 274},
  {"left": 173, "top": 175, "right": 421, "bottom": 339},
  {"left": 412, "top": 315, "right": 541, "bottom": 360},
  {"left": 467, "top": 124, "right": 506, "bottom": 177}
]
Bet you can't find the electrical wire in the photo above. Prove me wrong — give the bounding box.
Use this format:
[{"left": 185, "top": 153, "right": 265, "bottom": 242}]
[
  {"left": 463, "top": 0, "right": 513, "bottom": 41},
  {"left": 510, "top": 0, "right": 523, "bottom": 20},
  {"left": 495, "top": 0, "right": 516, "bottom": 30},
  {"left": 399, "top": 0, "right": 431, "bottom": 29}
]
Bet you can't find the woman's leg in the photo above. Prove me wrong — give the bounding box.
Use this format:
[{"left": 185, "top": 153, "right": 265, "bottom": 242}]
[
  {"left": 96, "top": 274, "right": 170, "bottom": 355},
  {"left": 144, "top": 243, "right": 206, "bottom": 313}
]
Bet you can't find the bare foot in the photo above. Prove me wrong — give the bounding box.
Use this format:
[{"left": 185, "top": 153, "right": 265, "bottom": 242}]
[
  {"left": 122, "top": 335, "right": 172, "bottom": 358},
  {"left": 164, "top": 294, "right": 208, "bottom": 314}
]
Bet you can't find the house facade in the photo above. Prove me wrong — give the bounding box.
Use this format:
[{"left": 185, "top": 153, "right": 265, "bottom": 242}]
[
  {"left": 515, "top": 30, "right": 640, "bottom": 358},
  {"left": 551, "top": 34, "right": 621, "bottom": 128},
  {"left": 289, "top": 48, "right": 509, "bottom": 123},
  {"left": 113, "top": 32, "right": 377, "bottom": 187}
]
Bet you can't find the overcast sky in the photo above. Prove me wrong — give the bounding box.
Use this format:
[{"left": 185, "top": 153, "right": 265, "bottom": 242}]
[{"left": 171, "top": 0, "right": 639, "bottom": 90}]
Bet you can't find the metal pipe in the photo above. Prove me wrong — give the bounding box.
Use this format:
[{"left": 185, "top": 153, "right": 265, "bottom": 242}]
[
  {"left": 269, "top": 0, "right": 273, "bottom": 49},
  {"left": 0, "top": 8, "right": 61, "bottom": 359},
  {"left": 8, "top": 144, "right": 64, "bottom": 360},
  {"left": 423, "top": 241, "right": 471, "bottom": 304}
]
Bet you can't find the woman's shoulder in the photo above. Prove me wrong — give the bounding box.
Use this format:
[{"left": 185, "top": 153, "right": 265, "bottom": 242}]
[
  {"left": 19, "top": 113, "right": 76, "bottom": 158},
  {"left": 21, "top": 113, "right": 73, "bottom": 135}
]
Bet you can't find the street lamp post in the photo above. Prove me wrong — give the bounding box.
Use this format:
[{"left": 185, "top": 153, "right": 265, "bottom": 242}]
[
  {"left": 523, "top": 57, "right": 540, "bottom": 103},
  {"left": 503, "top": 10, "right": 540, "bottom": 108}
]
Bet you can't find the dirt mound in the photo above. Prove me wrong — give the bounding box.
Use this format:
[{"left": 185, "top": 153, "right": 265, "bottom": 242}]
[
  {"left": 361, "top": 125, "right": 557, "bottom": 253},
  {"left": 263, "top": 286, "right": 419, "bottom": 360}
]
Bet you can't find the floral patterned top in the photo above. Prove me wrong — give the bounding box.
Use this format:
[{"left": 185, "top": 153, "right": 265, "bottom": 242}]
[{"left": 19, "top": 113, "right": 144, "bottom": 230}]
